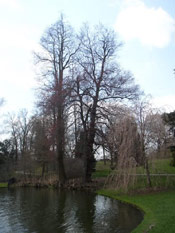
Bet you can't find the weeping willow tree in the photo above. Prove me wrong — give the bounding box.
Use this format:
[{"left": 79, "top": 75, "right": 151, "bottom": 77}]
[{"left": 105, "top": 116, "right": 143, "bottom": 192}]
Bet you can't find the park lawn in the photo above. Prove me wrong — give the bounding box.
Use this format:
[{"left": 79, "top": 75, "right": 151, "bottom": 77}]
[
  {"left": 150, "top": 158, "right": 175, "bottom": 174},
  {"left": 98, "top": 189, "right": 175, "bottom": 233},
  {"left": 92, "top": 160, "right": 111, "bottom": 178},
  {"left": 93, "top": 158, "right": 175, "bottom": 178},
  {"left": 133, "top": 158, "right": 175, "bottom": 190},
  {"left": 97, "top": 158, "right": 175, "bottom": 232},
  {"left": 0, "top": 183, "right": 8, "bottom": 188},
  {"left": 93, "top": 158, "right": 175, "bottom": 190},
  {"left": 136, "top": 158, "right": 175, "bottom": 174}
]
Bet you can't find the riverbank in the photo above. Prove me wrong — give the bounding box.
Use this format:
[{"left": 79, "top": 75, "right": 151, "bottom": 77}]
[
  {"left": 2, "top": 176, "right": 175, "bottom": 232},
  {"left": 3, "top": 158, "right": 175, "bottom": 232},
  {"left": 7, "top": 176, "right": 105, "bottom": 191},
  {"left": 98, "top": 189, "right": 175, "bottom": 233}
]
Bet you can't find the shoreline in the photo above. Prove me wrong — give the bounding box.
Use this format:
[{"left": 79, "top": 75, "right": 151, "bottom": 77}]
[
  {"left": 97, "top": 189, "right": 175, "bottom": 233},
  {"left": 2, "top": 179, "right": 175, "bottom": 232}
]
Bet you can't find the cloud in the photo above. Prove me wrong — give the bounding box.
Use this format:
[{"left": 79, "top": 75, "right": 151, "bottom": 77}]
[
  {"left": 0, "top": 0, "right": 21, "bottom": 9},
  {"left": 115, "top": 0, "right": 175, "bottom": 47},
  {"left": 0, "top": 23, "right": 39, "bottom": 50},
  {"left": 108, "top": 0, "right": 121, "bottom": 7},
  {"left": 152, "top": 95, "right": 175, "bottom": 112}
]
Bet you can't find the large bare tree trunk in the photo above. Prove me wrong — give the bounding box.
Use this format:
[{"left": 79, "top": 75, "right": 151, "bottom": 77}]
[
  {"left": 34, "top": 15, "right": 78, "bottom": 185},
  {"left": 56, "top": 109, "right": 66, "bottom": 184},
  {"left": 75, "top": 24, "right": 139, "bottom": 182}
]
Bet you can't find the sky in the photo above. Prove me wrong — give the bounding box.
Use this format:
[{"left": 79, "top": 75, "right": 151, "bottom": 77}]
[{"left": 0, "top": 0, "right": 175, "bottom": 118}]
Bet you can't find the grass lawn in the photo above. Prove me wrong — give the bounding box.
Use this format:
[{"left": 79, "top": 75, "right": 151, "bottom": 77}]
[
  {"left": 0, "top": 183, "right": 8, "bottom": 188},
  {"left": 132, "top": 158, "right": 175, "bottom": 190},
  {"left": 93, "top": 158, "right": 175, "bottom": 191},
  {"left": 93, "top": 158, "right": 175, "bottom": 177},
  {"left": 136, "top": 158, "right": 175, "bottom": 174},
  {"left": 92, "top": 160, "right": 111, "bottom": 178},
  {"left": 98, "top": 189, "right": 175, "bottom": 233},
  {"left": 96, "top": 158, "right": 175, "bottom": 232}
]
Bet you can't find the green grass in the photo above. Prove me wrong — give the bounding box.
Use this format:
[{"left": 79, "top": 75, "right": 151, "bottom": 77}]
[
  {"left": 134, "top": 158, "right": 175, "bottom": 190},
  {"left": 93, "top": 158, "right": 175, "bottom": 191},
  {"left": 92, "top": 160, "right": 111, "bottom": 178},
  {"left": 0, "top": 183, "right": 8, "bottom": 188},
  {"left": 98, "top": 189, "right": 175, "bottom": 233},
  {"left": 150, "top": 158, "right": 175, "bottom": 174},
  {"left": 136, "top": 158, "right": 175, "bottom": 174},
  {"left": 97, "top": 158, "right": 175, "bottom": 232},
  {"left": 94, "top": 158, "right": 175, "bottom": 176},
  {"left": 99, "top": 158, "right": 175, "bottom": 191}
]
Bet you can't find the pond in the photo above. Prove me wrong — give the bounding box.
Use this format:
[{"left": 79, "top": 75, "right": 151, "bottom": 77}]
[{"left": 0, "top": 188, "right": 143, "bottom": 233}]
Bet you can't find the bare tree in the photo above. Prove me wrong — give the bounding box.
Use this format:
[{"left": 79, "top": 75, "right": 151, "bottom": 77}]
[
  {"left": 111, "top": 116, "right": 142, "bottom": 192},
  {"left": 32, "top": 116, "right": 51, "bottom": 177},
  {"left": 7, "top": 110, "right": 33, "bottom": 160},
  {"left": 146, "top": 112, "right": 168, "bottom": 156},
  {"left": 74, "top": 24, "right": 140, "bottom": 182},
  {"left": 133, "top": 96, "right": 153, "bottom": 187},
  {"left": 99, "top": 104, "right": 143, "bottom": 168},
  {"left": 18, "top": 109, "right": 33, "bottom": 158},
  {"left": 7, "top": 113, "right": 20, "bottom": 161},
  {"left": 34, "top": 15, "right": 79, "bottom": 185}
]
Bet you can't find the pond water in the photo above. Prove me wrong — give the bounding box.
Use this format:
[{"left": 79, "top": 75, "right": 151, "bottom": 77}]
[{"left": 0, "top": 188, "right": 143, "bottom": 233}]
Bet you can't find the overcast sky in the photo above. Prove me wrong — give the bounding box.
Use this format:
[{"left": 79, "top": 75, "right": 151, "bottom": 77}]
[{"left": 0, "top": 0, "right": 175, "bottom": 116}]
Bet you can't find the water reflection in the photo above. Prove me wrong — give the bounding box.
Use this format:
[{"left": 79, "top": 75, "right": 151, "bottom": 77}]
[{"left": 0, "top": 189, "right": 143, "bottom": 233}]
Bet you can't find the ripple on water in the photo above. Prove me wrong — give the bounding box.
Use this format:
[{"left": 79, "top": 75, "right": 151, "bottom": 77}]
[{"left": 0, "top": 189, "right": 143, "bottom": 233}]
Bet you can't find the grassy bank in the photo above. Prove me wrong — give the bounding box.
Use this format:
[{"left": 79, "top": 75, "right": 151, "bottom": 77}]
[
  {"left": 93, "top": 158, "right": 175, "bottom": 190},
  {"left": 94, "top": 158, "right": 175, "bottom": 176},
  {"left": 96, "top": 159, "right": 175, "bottom": 232},
  {"left": 98, "top": 189, "right": 175, "bottom": 233}
]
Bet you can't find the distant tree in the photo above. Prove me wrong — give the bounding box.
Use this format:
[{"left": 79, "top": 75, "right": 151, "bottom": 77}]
[
  {"left": 32, "top": 116, "right": 51, "bottom": 177},
  {"left": 162, "top": 111, "right": 175, "bottom": 166},
  {"left": 146, "top": 113, "right": 168, "bottom": 155},
  {"left": 0, "top": 139, "right": 15, "bottom": 180},
  {"left": 162, "top": 111, "right": 175, "bottom": 137},
  {"left": 7, "top": 113, "right": 20, "bottom": 161},
  {"left": 17, "top": 109, "right": 33, "bottom": 158},
  {"left": 0, "top": 139, "right": 15, "bottom": 161},
  {"left": 7, "top": 110, "right": 34, "bottom": 164}
]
